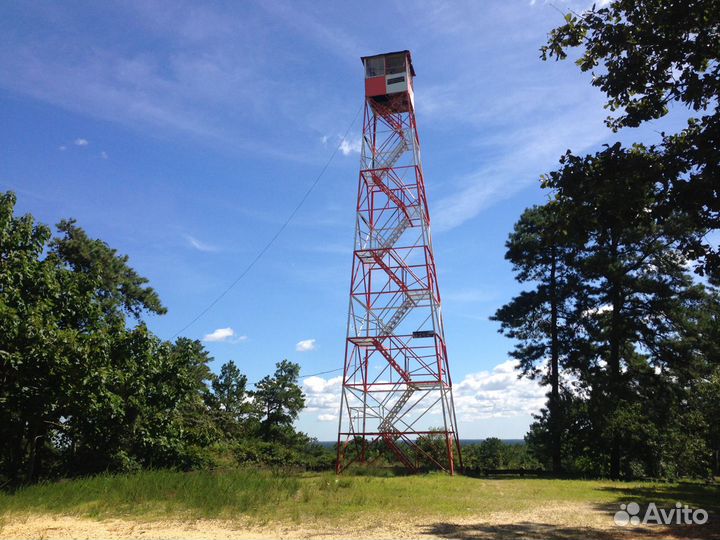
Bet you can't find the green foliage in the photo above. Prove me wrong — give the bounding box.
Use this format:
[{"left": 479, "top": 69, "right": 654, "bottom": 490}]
[
  {"left": 234, "top": 439, "right": 334, "bottom": 471},
  {"left": 208, "top": 360, "right": 255, "bottom": 439},
  {"left": 492, "top": 202, "right": 583, "bottom": 473},
  {"left": 503, "top": 1, "right": 720, "bottom": 480},
  {"left": 509, "top": 145, "right": 720, "bottom": 479},
  {"left": 414, "top": 429, "right": 454, "bottom": 469},
  {"left": 462, "top": 439, "right": 541, "bottom": 472},
  {"left": 50, "top": 219, "right": 166, "bottom": 320},
  {"left": 252, "top": 360, "right": 305, "bottom": 444},
  {"left": 0, "top": 193, "right": 325, "bottom": 487},
  {"left": 541, "top": 0, "right": 720, "bottom": 278},
  {"left": 0, "top": 192, "right": 210, "bottom": 485}
]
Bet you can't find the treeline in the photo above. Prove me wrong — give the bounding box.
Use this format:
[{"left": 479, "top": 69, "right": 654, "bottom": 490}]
[
  {"left": 494, "top": 0, "right": 720, "bottom": 479},
  {"left": 0, "top": 192, "right": 329, "bottom": 487},
  {"left": 462, "top": 438, "right": 540, "bottom": 473}
]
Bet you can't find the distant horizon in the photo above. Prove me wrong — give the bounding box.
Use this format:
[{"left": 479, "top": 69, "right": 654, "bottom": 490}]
[{"left": 316, "top": 438, "right": 526, "bottom": 447}]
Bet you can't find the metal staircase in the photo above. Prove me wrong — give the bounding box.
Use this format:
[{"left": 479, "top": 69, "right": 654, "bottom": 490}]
[
  {"left": 368, "top": 171, "right": 412, "bottom": 221},
  {"left": 381, "top": 289, "right": 429, "bottom": 335},
  {"left": 375, "top": 137, "right": 408, "bottom": 170},
  {"left": 351, "top": 96, "right": 432, "bottom": 467},
  {"left": 378, "top": 386, "right": 415, "bottom": 432},
  {"left": 379, "top": 385, "right": 418, "bottom": 470},
  {"left": 371, "top": 338, "right": 411, "bottom": 382},
  {"left": 378, "top": 215, "right": 410, "bottom": 249}
]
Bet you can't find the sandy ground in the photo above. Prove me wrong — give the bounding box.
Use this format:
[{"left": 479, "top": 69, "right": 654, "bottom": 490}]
[{"left": 1, "top": 503, "right": 717, "bottom": 539}]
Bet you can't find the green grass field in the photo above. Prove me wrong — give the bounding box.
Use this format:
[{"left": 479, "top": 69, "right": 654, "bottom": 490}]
[{"left": 1, "top": 469, "right": 718, "bottom": 526}]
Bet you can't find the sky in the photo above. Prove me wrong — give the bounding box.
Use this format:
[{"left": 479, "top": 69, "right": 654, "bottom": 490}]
[{"left": 0, "top": 0, "right": 691, "bottom": 441}]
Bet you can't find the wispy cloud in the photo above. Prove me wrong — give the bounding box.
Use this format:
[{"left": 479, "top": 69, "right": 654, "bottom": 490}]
[
  {"left": 100, "top": 150, "right": 108, "bottom": 159},
  {"left": 431, "top": 100, "right": 609, "bottom": 232},
  {"left": 442, "top": 288, "right": 497, "bottom": 304},
  {"left": 339, "top": 136, "right": 361, "bottom": 156},
  {"left": 202, "top": 327, "right": 247, "bottom": 343},
  {"left": 185, "top": 234, "right": 219, "bottom": 252},
  {"left": 74, "top": 138, "right": 89, "bottom": 146},
  {"left": 255, "top": 1, "right": 365, "bottom": 61},
  {"left": 0, "top": 13, "right": 331, "bottom": 162},
  {"left": 295, "top": 338, "right": 316, "bottom": 352}
]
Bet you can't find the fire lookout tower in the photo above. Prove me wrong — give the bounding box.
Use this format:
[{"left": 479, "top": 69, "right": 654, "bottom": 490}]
[{"left": 336, "top": 51, "right": 462, "bottom": 474}]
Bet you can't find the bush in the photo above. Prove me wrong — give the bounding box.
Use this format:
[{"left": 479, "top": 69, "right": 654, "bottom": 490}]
[
  {"left": 462, "top": 438, "right": 541, "bottom": 472},
  {"left": 234, "top": 439, "right": 334, "bottom": 471}
]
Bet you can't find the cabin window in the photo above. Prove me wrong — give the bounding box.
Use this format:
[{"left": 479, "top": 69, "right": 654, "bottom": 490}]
[
  {"left": 385, "top": 54, "right": 406, "bottom": 75},
  {"left": 365, "top": 57, "right": 384, "bottom": 78}
]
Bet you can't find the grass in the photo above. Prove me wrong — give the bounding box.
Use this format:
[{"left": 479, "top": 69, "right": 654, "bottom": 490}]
[{"left": 0, "top": 468, "right": 718, "bottom": 525}]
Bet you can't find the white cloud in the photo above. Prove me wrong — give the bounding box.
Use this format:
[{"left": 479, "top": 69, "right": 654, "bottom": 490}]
[
  {"left": 202, "top": 327, "right": 247, "bottom": 343},
  {"left": 295, "top": 338, "right": 316, "bottom": 352},
  {"left": 100, "top": 150, "right": 108, "bottom": 159},
  {"left": 301, "top": 360, "right": 546, "bottom": 425},
  {"left": 185, "top": 234, "right": 218, "bottom": 252},
  {"left": 58, "top": 145, "right": 66, "bottom": 151},
  {"left": 302, "top": 375, "right": 342, "bottom": 420},
  {"left": 74, "top": 138, "right": 89, "bottom": 146},
  {"left": 339, "top": 136, "right": 361, "bottom": 156},
  {"left": 453, "top": 360, "right": 546, "bottom": 421}
]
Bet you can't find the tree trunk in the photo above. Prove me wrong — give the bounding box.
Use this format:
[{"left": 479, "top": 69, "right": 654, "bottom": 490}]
[
  {"left": 549, "top": 244, "right": 562, "bottom": 475},
  {"left": 608, "top": 243, "right": 623, "bottom": 480},
  {"left": 25, "top": 423, "right": 40, "bottom": 484}
]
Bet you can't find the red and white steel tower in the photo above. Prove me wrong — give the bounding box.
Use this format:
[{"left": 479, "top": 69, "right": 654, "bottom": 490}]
[{"left": 336, "top": 51, "right": 461, "bottom": 474}]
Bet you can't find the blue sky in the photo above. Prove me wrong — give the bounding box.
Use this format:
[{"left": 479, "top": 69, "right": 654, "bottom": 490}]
[{"left": 0, "top": 0, "right": 689, "bottom": 440}]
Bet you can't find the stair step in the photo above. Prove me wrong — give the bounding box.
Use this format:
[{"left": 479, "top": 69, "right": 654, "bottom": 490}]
[
  {"left": 379, "top": 386, "right": 416, "bottom": 432},
  {"left": 376, "top": 137, "right": 408, "bottom": 170},
  {"left": 381, "top": 289, "right": 430, "bottom": 335}
]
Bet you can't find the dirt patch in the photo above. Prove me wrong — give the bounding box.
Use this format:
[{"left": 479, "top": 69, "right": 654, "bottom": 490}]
[{"left": 1, "top": 503, "right": 716, "bottom": 539}]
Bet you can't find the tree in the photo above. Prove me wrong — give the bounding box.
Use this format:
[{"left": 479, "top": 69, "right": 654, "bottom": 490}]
[
  {"left": 1, "top": 192, "right": 328, "bottom": 483},
  {"left": 414, "top": 428, "right": 454, "bottom": 470},
  {"left": 0, "top": 192, "right": 57, "bottom": 483},
  {"left": 542, "top": 143, "right": 709, "bottom": 478},
  {"left": 50, "top": 219, "right": 166, "bottom": 321},
  {"left": 212, "top": 361, "right": 250, "bottom": 418},
  {"left": 210, "top": 360, "right": 254, "bottom": 439},
  {"left": 541, "top": 0, "right": 720, "bottom": 278},
  {"left": 0, "top": 192, "right": 215, "bottom": 484},
  {"left": 492, "top": 202, "right": 583, "bottom": 474},
  {"left": 252, "top": 360, "right": 305, "bottom": 444}
]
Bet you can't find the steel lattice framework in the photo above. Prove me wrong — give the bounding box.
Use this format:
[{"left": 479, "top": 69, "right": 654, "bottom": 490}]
[{"left": 336, "top": 51, "right": 461, "bottom": 474}]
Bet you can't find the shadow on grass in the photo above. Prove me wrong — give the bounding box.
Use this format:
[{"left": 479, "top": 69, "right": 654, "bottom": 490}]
[
  {"left": 590, "top": 481, "right": 720, "bottom": 538},
  {"left": 593, "top": 481, "right": 720, "bottom": 513},
  {"left": 422, "top": 521, "right": 720, "bottom": 539},
  {"left": 423, "top": 479, "right": 720, "bottom": 539}
]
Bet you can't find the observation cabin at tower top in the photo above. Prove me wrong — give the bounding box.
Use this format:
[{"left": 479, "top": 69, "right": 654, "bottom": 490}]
[{"left": 361, "top": 50, "right": 415, "bottom": 114}]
